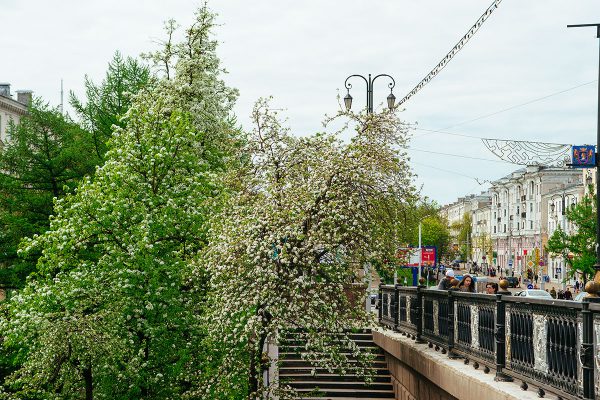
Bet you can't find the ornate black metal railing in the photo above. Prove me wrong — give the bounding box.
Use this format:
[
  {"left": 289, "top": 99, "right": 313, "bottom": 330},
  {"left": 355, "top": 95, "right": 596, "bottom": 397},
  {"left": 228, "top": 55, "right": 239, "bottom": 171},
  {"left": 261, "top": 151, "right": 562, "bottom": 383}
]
[{"left": 377, "top": 284, "right": 598, "bottom": 400}]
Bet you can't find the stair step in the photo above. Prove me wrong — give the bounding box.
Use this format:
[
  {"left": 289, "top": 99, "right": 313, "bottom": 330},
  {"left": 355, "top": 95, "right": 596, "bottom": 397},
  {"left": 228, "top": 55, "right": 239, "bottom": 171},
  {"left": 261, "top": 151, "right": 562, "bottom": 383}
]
[
  {"left": 288, "top": 381, "right": 393, "bottom": 390},
  {"left": 278, "top": 329, "right": 393, "bottom": 400},
  {"left": 281, "top": 374, "right": 392, "bottom": 383},
  {"left": 293, "top": 388, "right": 395, "bottom": 398},
  {"left": 279, "top": 368, "right": 391, "bottom": 376},
  {"left": 279, "top": 353, "right": 386, "bottom": 361},
  {"left": 280, "top": 340, "right": 378, "bottom": 348},
  {"left": 280, "top": 360, "right": 388, "bottom": 368},
  {"left": 298, "top": 398, "right": 395, "bottom": 400}
]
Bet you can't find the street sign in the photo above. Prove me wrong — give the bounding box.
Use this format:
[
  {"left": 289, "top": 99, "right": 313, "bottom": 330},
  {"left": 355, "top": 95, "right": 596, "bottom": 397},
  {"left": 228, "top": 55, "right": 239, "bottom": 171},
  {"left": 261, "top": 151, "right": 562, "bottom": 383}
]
[
  {"left": 527, "top": 260, "right": 534, "bottom": 268},
  {"left": 527, "top": 284, "right": 534, "bottom": 289},
  {"left": 508, "top": 259, "right": 513, "bottom": 267}
]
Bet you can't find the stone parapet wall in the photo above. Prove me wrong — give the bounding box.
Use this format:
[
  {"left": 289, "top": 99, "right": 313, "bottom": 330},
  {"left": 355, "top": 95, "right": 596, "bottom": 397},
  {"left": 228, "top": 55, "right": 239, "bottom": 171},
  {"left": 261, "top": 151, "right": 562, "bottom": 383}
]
[
  {"left": 385, "top": 352, "right": 457, "bottom": 400},
  {"left": 373, "top": 329, "right": 544, "bottom": 400}
]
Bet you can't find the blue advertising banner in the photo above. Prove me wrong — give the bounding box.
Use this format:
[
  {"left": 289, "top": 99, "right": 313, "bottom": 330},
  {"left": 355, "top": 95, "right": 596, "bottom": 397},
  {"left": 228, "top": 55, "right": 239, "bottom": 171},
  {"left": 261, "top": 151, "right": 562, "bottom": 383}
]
[{"left": 572, "top": 145, "right": 596, "bottom": 168}]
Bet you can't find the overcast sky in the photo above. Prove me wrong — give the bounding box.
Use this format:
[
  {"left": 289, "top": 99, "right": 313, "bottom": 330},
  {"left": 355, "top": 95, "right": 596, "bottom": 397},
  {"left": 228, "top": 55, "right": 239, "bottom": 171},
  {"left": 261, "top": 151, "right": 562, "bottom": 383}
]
[{"left": 2, "top": 0, "right": 599, "bottom": 205}]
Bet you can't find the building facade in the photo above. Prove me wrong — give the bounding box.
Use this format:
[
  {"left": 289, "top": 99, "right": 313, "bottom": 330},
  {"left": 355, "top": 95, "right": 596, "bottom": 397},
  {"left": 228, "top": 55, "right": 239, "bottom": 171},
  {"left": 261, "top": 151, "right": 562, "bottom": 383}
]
[
  {"left": 0, "top": 83, "right": 31, "bottom": 145},
  {"left": 442, "top": 165, "right": 583, "bottom": 286},
  {"left": 489, "top": 166, "right": 581, "bottom": 283}
]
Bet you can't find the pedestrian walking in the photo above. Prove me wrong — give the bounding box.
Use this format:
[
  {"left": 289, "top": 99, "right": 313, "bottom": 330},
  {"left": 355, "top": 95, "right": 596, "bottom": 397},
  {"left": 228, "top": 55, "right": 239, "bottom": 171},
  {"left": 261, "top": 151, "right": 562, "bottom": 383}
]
[
  {"left": 550, "top": 287, "right": 557, "bottom": 299},
  {"left": 575, "top": 280, "right": 581, "bottom": 293},
  {"left": 564, "top": 287, "right": 573, "bottom": 300},
  {"left": 557, "top": 289, "right": 565, "bottom": 300}
]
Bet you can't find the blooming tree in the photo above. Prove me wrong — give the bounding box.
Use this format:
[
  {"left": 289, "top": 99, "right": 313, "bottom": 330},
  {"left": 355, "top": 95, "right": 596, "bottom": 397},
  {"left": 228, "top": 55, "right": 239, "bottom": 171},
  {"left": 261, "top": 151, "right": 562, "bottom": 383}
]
[
  {"left": 195, "top": 98, "right": 417, "bottom": 398},
  {"left": 0, "top": 5, "right": 238, "bottom": 399}
]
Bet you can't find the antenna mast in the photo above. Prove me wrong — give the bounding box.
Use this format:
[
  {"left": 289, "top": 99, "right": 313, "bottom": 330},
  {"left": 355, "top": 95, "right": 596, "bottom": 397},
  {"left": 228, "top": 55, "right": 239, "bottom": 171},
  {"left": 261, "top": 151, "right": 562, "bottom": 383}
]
[{"left": 60, "top": 79, "right": 64, "bottom": 115}]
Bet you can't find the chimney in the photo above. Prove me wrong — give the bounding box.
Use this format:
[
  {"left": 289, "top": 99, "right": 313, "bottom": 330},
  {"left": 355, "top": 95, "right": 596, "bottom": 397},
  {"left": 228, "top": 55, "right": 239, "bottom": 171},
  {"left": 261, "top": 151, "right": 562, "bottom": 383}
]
[
  {"left": 16, "top": 90, "right": 32, "bottom": 106},
  {"left": 0, "top": 83, "right": 10, "bottom": 98}
]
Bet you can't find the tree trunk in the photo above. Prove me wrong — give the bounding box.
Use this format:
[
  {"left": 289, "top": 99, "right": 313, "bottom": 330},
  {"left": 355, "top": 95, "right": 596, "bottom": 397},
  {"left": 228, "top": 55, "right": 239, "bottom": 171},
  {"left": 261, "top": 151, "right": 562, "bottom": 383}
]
[
  {"left": 248, "top": 330, "right": 269, "bottom": 399},
  {"left": 82, "top": 364, "right": 93, "bottom": 400}
]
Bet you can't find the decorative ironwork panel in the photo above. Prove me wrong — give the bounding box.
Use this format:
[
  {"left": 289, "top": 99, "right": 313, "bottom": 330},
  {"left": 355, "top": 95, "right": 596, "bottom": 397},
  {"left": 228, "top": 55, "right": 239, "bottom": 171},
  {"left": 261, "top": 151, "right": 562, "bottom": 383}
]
[
  {"left": 410, "top": 296, "right": 419, "bottom": 327},
  {"left": 478, "top": 305, "right": 495, "bottom": 356},
  {"left": 397, "top": 289, "right": 418, "bottom": 336},
  {"left": 438, "top": 298, "right": 450, "bottom": 339},
  {"left": 510, "top": 309, "right": 534, "bottom": 370},
  {"left": 424, "top": 299, "right": 434, "bottom": 334},
  {"left": 380, "top": 286, "right": 395, "bottom": 329},
  {"left": 593, "top": 314, "right": 600, "bottom": 395},
  {"left": 505, "top": 300, "right": 582, "bottom": 398},
  {"left": 546, "top": 315, "right": 578, "bottom": 392},
  {"left": 421, "top": 291, "right": 448, "bottom": 348},
  {"left": 452, "top": 296, "right": 496, "bottom": 363},
  {"left": 457, "top": 303, "right": 472, "bottom": 345},
  {"left": 399, "top": 295, "right": 407, "bottom": 322}
]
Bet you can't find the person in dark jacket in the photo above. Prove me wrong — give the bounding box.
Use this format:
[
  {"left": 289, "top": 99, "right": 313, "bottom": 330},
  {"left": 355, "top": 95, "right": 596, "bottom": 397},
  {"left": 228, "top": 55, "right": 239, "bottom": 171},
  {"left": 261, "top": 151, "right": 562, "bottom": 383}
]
[
  {"left": 438, "top": 269, "right": 455, "bottom": 290},
  {"left": 564, "top": 287, "right": 573, "bottom": 300}
]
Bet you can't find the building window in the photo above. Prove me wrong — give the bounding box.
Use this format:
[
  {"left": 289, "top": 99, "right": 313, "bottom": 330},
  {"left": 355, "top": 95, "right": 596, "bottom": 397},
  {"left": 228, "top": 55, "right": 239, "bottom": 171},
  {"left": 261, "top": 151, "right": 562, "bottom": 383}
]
[
  {"left": 530, "top": 221, "right": 533, "bottom": 229},
  {"left": 494, "top": 226, "right": 497, "bottom": 233},
  {"left": 530, "top": 203, "right": 533, "bottom": 212},
  {"left": 503, "top": 224, "right": 506, "bottom": 233}
]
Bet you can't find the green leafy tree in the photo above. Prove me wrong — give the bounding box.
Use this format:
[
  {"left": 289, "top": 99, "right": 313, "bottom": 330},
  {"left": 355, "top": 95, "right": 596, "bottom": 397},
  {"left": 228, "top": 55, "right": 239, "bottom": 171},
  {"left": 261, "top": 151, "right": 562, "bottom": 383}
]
[
  {"left": 70, "top": 52, "right": 151, "bottom": 159},
  {"left": 0, "top": 5, "right": 238, "bottom": 399},
  {"left": 417, "top": 216, "right": 451, "bottom": 261},
  {"left": 451, "top": 213, "right": 472, "bottom": 261},
  {"left": 0, "top": 100, "right": 98, "bottom": 288},
  {"left": 546, "top": 193, "right": 596, "bottom": 283},
  {"left": 195, "top": 99, "right": 417, "bottom": 398}
]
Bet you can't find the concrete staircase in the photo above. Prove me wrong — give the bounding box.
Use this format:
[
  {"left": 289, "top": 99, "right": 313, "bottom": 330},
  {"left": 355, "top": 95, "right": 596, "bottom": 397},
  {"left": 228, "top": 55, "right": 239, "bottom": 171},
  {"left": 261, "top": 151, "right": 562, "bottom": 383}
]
[{"left": 278, "top": 329, "right": 395, "bottom": 399}]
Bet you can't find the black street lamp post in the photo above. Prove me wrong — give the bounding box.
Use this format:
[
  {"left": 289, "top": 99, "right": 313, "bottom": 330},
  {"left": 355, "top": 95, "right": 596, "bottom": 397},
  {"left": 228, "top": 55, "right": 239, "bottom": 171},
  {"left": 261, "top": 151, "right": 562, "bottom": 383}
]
[
  {"left": 344, "top": 74, "right": 396, "bottom": 114},
  {"left": 567, "top": 23, "right": 600, "bottom": 288},
  {"left": 567, "top": 22, "right": 600, "bottom": 400}
]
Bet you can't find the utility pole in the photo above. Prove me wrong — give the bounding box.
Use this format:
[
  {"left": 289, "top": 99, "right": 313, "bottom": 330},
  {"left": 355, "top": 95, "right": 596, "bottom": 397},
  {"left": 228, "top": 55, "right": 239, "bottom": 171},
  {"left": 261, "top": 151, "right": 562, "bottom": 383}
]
[{"left": 567, "top": 23, "right": 600, "bottom": 298}]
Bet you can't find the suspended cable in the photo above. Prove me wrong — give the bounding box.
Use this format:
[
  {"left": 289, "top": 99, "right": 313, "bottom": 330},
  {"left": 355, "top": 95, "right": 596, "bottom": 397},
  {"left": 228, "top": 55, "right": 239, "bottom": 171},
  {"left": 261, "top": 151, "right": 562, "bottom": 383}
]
[
  {"left": 409, "top": 147, "right": 511, "bottom": 164},
  {"left": 398, "top": 0, "right": 503, "bottom": 107},
  {"left": 412, "top": 160, "right": 493, "bottom": 185},
  {"left": 413, "top": 80, "right": 598, "bottom": 138},
  {"left": 413, "top": 127, "right": 570, "bottom": 146}
]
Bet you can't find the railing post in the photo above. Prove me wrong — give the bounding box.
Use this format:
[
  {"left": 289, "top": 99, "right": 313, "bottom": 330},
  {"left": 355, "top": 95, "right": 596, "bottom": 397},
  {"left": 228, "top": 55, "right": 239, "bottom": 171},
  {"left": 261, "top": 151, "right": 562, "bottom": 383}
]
[
  {"left": 447, "top": 289, "right": 459, "bottom": 359},
  {"left": 378, "top": 283, "right": 383, "bottom": 324},
  {"left": 394, "top": 284, "right": 400, "bottom": 330},
  {"left": 415, "top": 283, "right": 425, "bottom": 343},
  {"left": 494, "top": 294, "right": 513, "bottom": 382},
  {"left": 581, "top": 299, "right": 594, "bottom": 399}
]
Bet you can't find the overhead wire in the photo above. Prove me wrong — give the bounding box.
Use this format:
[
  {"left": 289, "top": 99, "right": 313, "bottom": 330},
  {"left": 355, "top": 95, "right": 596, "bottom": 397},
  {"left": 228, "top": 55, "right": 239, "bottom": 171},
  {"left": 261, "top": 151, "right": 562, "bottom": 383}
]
[
  {"left": 398, "top": 0, "right": 503, "bottom": 107},
  {"left": 411, "top": 80, "right": 597, "bottom": 142},
  {"left": 411, "top": 160, "right": 493, "bottom": 185},
  {"left": 409, "top": 147, "right": 515, "bottom": 164}
]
